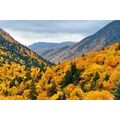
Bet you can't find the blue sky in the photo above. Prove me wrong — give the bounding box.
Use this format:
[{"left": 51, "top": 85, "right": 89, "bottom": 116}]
[{"left": 0, "top": 20, "right": 112, "bottom": 45}]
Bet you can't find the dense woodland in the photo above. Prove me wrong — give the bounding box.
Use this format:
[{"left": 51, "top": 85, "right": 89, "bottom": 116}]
[{"left": 0, "top": 31, "right": 120, "bottom": 100}]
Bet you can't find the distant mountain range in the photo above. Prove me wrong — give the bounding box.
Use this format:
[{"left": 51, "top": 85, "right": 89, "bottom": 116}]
[
  {"left": 28, "top": 41, "right": 75, "bottom": 50},
  {"left": 28, "top": 41, "right": 75, "bottom": 62},
  {"left": 28, "top": 20, "right": 120, "bottom": 63}
]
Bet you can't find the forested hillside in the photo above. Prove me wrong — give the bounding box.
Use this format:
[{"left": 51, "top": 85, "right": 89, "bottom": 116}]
[
  {"left": 0, "top": 31, "right": 120, "bottom": 100},
  {"left": 0, "top": 28, "right": 52, "bottom": 67}
]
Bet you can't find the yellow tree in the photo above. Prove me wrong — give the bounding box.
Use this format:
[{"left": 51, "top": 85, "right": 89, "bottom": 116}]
[{"left": 84, "top": 90, "right": 114, "bottom": 100}]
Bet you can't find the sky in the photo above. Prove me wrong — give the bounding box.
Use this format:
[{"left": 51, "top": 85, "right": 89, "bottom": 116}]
[{"left": 0, "top": 20, "right": 112, "bottom": 45}]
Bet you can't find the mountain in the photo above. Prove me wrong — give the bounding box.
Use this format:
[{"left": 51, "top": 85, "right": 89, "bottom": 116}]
[
  {"left": 50, "top": 20, "right": 120, "bottom": 63},
  {"left": 39, "top": 45, "right": 70, "bottom": 62},
  {"left": 0, "top": 28, "right": 52, "bottom": 69},
  {"left": 0, "top": 28, "right": 54, "bottom": 100},
  {"left": 1, "top": 22, "right": 120, "bottom": 100},
  {"left": 28, "top": 41, "right": 75, "bottom": 62},
  {"left": 0, "top": 28, "right": 120, "bottom": 100},
  {"left": 28, "top": 41, "right": 75, "bottom": 50}
]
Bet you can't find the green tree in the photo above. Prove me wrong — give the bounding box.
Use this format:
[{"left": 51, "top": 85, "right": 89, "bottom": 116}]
[
  {"left": 29, "top": 80, "right": 37, "bottom": 100},
  {"left": 113, "top": 80, "right": 120, "bottom": 100},
  {"left": 61, "top": 62, "right": 80, "bottom": 88},
  {"left": 71, "top": 63, "right": 80, "bottom": 84},
  {"left": 47, "top": 83, "right": 57, "bottom": 97},
  {"left": 93, "top": 72, "right": 100, "bottom": 81}
]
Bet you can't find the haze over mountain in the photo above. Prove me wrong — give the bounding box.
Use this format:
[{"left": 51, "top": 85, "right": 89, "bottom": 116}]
[
  {"left": 28, "top": 41, "right": 75, "bottom": 61},
  {"left": 28, "top": 41, "right": 75, "bottom": 50},
  {"left": 29, "top": 20, "right": 120, "bottom": 63}
]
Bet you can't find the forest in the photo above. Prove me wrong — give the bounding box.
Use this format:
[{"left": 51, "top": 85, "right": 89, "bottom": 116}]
[{"left": 0, "top": 39, "right": 120, "bottom": 100}]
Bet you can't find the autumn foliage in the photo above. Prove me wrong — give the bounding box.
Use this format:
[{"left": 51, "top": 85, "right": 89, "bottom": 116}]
[{"left": 0, "top": 42, "right": 120, "bottom": 100}]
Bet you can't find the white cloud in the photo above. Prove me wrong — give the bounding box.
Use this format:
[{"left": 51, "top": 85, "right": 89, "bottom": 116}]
[
  {"left": 0, "top": 20, "right": 112, "bottom": 46},
  {"left": 5, "top": 29, "right": 85, "bottom": 45}
]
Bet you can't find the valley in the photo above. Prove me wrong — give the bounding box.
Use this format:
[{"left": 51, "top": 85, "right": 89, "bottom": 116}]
[{"left": 0, "top": 20, "right": 120, "bottom": 100}]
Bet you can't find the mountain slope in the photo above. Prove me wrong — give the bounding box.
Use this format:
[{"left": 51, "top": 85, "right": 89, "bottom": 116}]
[
  {"left": 0, "top": 42, "right": 120, "bottom": 100},
  {"left": 35, "top": 42, "right": 120, "bottom": 100},
  {"left": 28, "top": 41, "right": 75, "bottom": 62},
  {"left": 46, "top": 20, "right": 120, "bottom": 63},
  {"left": 0, "top": 29, "right": 52, "bottom": 69},
  {"left": 0, "top": 29, "right": 53, "bottom": 100},
  {"left": 40, "top": 45, "right": 70, "bottom": 62}
]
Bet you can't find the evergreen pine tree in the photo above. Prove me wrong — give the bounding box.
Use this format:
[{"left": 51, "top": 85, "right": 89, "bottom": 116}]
[
  {"left": 61, "top": 62, "right": 80, "bottom": 88},
  {"left": 113, "top": 81, "right": 120, "bottom": 100},
  {"left": 29, "top": 80, "right": 37, "bottom": 100}
]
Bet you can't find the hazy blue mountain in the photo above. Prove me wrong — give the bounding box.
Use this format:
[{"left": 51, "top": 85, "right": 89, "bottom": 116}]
[
  {"left": 28, "top": 41, "right": 75, "bottom": 62},
  {"left": 28, "top": 41, "right": 75, "bottom": 50}
]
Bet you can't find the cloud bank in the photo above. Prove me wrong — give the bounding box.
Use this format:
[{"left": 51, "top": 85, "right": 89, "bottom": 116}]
[{"left": 0, "top": 20, "right": 112, "bottom": 45}]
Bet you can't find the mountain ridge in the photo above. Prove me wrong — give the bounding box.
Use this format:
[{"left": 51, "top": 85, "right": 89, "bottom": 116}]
[
  {"left": 0, "top": 28, "right": 52, "bottom": 69},
  {"left": 28, "top": 41, "right": 75, "bottom": 50},
  {"left": 49, "top": 20, "right": 120, "bottom": 63}
]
